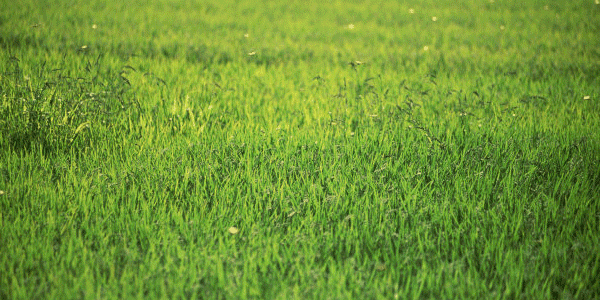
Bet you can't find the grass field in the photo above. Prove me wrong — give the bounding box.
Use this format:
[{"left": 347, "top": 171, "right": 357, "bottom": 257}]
[{"left": 1, "top": 0, "right": 600, "bottom": 298}]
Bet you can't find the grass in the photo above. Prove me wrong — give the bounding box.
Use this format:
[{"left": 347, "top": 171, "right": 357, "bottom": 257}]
[{"left": 1, "top": 0, "right": 600, "bottom": 298}]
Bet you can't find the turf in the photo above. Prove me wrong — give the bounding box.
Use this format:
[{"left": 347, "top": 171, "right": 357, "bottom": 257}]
[{"left": 1, "top": 0, "right": 600, "bottom": 299}]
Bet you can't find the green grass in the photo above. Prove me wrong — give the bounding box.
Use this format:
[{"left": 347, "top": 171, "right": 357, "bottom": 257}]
[{"left": 1, "top": 0, "right": 600, "bottom": 298}]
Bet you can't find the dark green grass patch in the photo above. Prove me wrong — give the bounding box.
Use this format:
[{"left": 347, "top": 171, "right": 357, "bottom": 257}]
[{"left": 0, "top": 53, "right": 138, "bottom": 153}]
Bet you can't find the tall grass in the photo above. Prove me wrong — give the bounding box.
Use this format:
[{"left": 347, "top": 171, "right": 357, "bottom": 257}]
[
  {"left": 0, "top": 53, "right": 137, "bottom": 153},
  {"left": 1, "top": 0, "right": 599, "bottom": 299}
]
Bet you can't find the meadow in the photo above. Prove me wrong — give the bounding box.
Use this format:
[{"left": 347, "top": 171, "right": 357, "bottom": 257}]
[{"left": 1, "top": 0, "right": 600, "bottom": 298}]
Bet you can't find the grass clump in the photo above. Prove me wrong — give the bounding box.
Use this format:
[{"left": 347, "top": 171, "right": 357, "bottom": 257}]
[{"left": 0, "top": 53, "right": 137, "bottom": 153}]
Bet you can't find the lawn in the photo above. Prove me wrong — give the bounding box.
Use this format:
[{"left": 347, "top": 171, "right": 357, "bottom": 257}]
[{"left": 1, "top": 0, "right": 600, "bottom": 298}]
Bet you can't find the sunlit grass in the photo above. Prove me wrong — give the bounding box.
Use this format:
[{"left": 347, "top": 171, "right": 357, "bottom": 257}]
[{"left": 1, "top": 0, "right": 599, "bottom": 299}]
